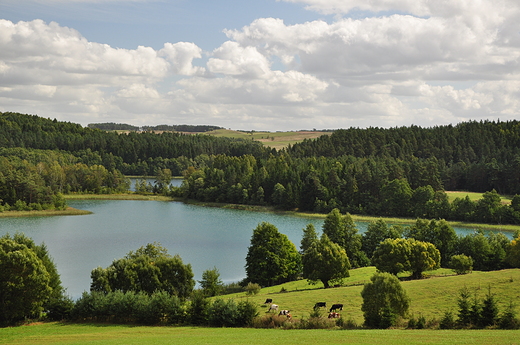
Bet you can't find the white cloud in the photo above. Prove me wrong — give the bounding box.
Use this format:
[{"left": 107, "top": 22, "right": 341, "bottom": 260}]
[
  {"left": 160, "top": 42, "right": 206, "bottom": 76},
  {"left": 1, "top": 0, "right": 520, "bottom": 131}
]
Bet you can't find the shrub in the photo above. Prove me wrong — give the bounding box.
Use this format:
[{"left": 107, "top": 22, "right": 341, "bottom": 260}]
[
  {"left": 245, "top": 282, "right": 261, "bottom": 295},
  {"left": 187, "top": 290, "right": 209, "bottom": 325},
  {"left": 439, "top": 310, "right": 456, "bottom": 329},
  {"left": 208, "top": 299, "right": 239, "bottom": 327},
  {"left": 498, "top": 301, "right": 520, "bottom": 329},
  {"left": 251, "top": 314, "right": 290, "bottom": 328},
  {"left": 336, "top": 316, "right": 359, "bottom": 329},
  {"left": 300, "top": 316, "right": 336, "bottom": 329},
  {"left": 450, "top": 254, "right": 473, "bottom": 275},
  {"left": 361, "top": 272, "right": 410, "bottom": 328}
]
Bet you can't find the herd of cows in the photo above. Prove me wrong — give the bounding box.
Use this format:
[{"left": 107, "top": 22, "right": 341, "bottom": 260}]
[{"left": 263, "top": 299, "right": 343, "bottom": 319}]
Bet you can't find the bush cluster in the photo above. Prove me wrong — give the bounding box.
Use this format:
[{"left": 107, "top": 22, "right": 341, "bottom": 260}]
[{"left": 69, "top": 291, "right": 258, "bottom": 327}]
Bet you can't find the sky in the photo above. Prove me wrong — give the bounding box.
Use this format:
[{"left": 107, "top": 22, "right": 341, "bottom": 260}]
[{"left": 1, "top": 0, "right": 519, "bottom": 131}]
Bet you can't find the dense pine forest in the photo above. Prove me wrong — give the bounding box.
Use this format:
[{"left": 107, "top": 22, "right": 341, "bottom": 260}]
[{"left": 1, "top": 111, "right": 520, "bottom": 225}]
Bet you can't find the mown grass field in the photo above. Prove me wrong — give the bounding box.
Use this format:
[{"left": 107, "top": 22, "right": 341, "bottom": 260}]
[
  {"left": 205, "top": 129, "right": 331, "bottom": 150},
  {"left": 1, "top": 323, "right": 519, "bottom": 345}
]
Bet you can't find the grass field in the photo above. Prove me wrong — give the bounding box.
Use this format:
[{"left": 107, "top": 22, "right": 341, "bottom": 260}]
[
  {"left": 1, "top": 269, "right": 519, "bottom": 344},
  {"left": 446, "top": 191, "right": 513, "bottom": 205},
  {"left": 222, "top": 267, "right": 520, "bottom": 324},
  {"left": 204, "top": 129, "right": 330, "bottom": 150},
  {"left": 1, "top": 323, "right": 519, "bottom": 345}
]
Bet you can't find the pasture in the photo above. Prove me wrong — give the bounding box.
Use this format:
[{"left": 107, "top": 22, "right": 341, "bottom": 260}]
[
  {"left": 224, "top": 267, "right": 520, "bottom": 323},
  {"left": 1, "top": 323, "right": 519, "bottom": 345},
  {"left": 445, "top": 191, "right": 513, "bottom": 205},
  {"left": 205, "top": 129, "right": 331, "bottom": 150}
]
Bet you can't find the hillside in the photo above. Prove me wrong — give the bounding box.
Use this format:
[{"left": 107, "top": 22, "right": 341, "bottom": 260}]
[
  {"left": 223, "top": 267, "right": 520, "bottom": 324},
  {"left": 204, "top": 129, "right": 331, "bottom": 150}
]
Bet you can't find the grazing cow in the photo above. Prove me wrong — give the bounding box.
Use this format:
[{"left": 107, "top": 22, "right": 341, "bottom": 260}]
[
  {"left": 329, "top": 304, "right": 343, "bottom": 312},
  {"left": 328, "top": 312, "right": 340, "bottom": 319},
  {"left": 268, "top": 304, "right": 279, "bottom": 312},
  {"left": 264, "top": 298, "right": 273, "bottom": 304},
  {"left": 314, "top": 302, "right": 326, "bottom": 310},
  {"left": 278, "top": 310, "right": 291, "bottom": 318}
]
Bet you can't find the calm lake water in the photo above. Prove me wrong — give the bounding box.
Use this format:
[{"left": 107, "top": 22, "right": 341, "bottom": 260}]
[{"left": 0, "top": 196, "right": 511, "bottom": 299}]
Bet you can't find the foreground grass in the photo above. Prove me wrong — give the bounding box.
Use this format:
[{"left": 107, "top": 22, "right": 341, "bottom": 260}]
[{"left": 1, "top": 323, "right": 519, "bottom": 345}]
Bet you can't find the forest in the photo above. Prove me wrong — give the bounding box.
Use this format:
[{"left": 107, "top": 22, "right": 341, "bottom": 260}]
[{"left": 1, "top": 111, "right": 520, "bottom": 225}]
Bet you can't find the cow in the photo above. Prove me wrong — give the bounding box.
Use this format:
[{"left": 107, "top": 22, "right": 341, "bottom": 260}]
[
  {"left": 314, "top": 302, "right": 326, "bottom": 310},
  {"left": 264, "top": 298, "right": 273, "bottom": 304},
  {"left": 278, "top": 310, "right": 291, "bottom": 318},
  {"left": 268, "top": 304, "right": 279, "bottom": 312},
  {"left": 329, "top": 304, "right": 343, "bottom": 312},
  {"left": 328, "top": 312, "right": 340, "bottom": 319}
]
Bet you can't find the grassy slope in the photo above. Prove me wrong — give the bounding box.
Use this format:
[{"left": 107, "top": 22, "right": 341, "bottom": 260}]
[
  {"left": 1, "top": 323, "right": 518, "bottom": 345},
  {"left": 446, "top": 191, "right": 512, "bottom": 205},
  {"left": 223, "top": 268, "right": 520, "bottom": 324},
  {"left": 205, "top": 128, "right": 331, "bottom": 150}
]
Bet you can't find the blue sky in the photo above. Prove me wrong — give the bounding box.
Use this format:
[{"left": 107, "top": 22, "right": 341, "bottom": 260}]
[{"left": 1, "top": 0, "right": 519, "bottom": 131}]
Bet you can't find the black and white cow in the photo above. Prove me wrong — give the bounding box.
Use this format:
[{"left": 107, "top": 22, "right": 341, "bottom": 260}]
[
  {"left": 328, "top": 312, "right": 340, "bottom": 319},
  {"left": 314, "top": 302, "right": 326, "bottom": 310},
  {"left": 268, "top": 304, "right": 279, "bottom": 312},
  {"left": 278, "top": 310, "right": 291, "bottom": 318},
  {"left": 329, "top": 304, "right": 343, "bottom": 312}
]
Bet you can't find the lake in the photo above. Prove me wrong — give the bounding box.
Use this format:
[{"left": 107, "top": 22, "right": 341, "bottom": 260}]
[{"left": 0, "top": 197, "right": 509, "bottom": 299}]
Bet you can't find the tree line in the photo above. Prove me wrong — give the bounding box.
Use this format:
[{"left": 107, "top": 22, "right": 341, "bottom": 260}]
[
  {"left": 178, "top": 154, "right": 520, "bottom": 225},
  {"left": 0, "top": 148, "right": 130, "bottom": 211},
  {"left": 3, "top": 112, "right": 520, "bottom": 224}
]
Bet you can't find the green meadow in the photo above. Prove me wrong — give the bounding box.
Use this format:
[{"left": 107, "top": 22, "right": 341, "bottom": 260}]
[
  {"left": 1, "top": 268, "right": 519, "bottom": 344},
  {"left": 222, "top": 267, "right": 520, "bottom": 323},
  {"left": 205, "top": 129, "right": 331, "bottom": 150},
  {"left": 445, "top": 191, "right": 513, "bottom": 205},
  {"left": 1, "top": 323, "right": 518, "bottom": 345}
]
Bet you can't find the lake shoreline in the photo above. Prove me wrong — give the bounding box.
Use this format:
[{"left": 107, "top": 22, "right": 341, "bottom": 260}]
[
  {"left": 4, "top": 192, "right": 519, "bottom": 233},
  {"left": 0, "top": 207, "right": 92, "bottom": 218}
]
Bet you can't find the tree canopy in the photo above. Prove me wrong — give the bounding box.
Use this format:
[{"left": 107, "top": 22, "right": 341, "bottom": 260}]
[
  {"left": 302, "top": 233, "right": 351, "bottom": 288},
  {"left": 90, "top": 243, "right": 194, "bottom": 300},
  {"left": 0, "top": 234, "right": 54, "bottom": 325},
  {"left": 245, "top": 222, "right": 301, "bottom": 286},
  {"left": 361, "top": 272, "right": 410, "bottom": 328}
]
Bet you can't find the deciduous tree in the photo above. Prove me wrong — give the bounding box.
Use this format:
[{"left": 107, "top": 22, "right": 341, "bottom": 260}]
[
  {"left": 90, "top": 243, "right": 194, "bottom": 300},
  {"left": 302, "top": 233, "right": 350, "bottom": 288},
  {"left": 0, "top": 234, "right": 52, "bottom": 325},
  {"left": 245, "top": 222, "right": 301, "bottom": 286},
  {"left": 361, "top": 272, "right": 410, "bottom": 328}
]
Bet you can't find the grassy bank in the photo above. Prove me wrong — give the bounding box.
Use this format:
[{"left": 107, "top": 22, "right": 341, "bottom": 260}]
[
  {"left": 63, "top": 193, "right": 175, "bottom": 201},
  {"left": 0, "top": 207, "right": 91, "bottom": 218},
  {"left": 1, "top": 322, "right": 518, "bottom": 345}
]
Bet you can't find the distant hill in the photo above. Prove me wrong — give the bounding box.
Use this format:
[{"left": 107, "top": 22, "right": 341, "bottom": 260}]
[
  {"left": 88, "top": 122, "right": 223, "bottom": 133},
  {"left": 88, "top": 122, "right": 139, "bottom": 131}
]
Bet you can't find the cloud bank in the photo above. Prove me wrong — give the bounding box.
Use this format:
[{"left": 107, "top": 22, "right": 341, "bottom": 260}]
[{"left": 1, "top": 0, "right": 519, "bottom": 130}]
